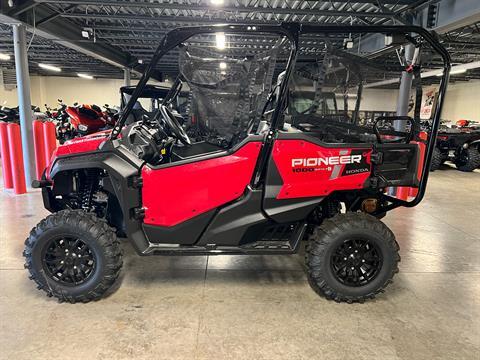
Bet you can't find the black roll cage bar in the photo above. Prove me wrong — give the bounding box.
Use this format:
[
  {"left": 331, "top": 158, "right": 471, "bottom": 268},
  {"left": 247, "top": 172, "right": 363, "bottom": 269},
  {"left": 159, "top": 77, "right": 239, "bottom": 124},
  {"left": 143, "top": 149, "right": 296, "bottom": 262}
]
[{"left": 109, "top": 22, "right": 451, "bottom": 211}]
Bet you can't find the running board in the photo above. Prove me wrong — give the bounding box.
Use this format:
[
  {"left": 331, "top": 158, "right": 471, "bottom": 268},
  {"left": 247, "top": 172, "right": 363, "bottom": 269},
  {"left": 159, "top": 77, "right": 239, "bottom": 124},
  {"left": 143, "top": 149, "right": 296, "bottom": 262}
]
[{"left": 142, "top": 223, "right": 307, "bottom": 256}]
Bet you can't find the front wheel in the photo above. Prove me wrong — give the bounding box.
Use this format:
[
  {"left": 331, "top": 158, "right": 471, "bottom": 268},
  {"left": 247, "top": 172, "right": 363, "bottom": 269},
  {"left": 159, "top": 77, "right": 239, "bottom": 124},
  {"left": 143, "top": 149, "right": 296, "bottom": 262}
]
[
  {"left": 23, "top": 210, "right": 123, "bottom": 303},
  {"left": 455, "top": 146, "right": 480, "bottom": 172},
  {"left": 305, "top": 212, "right": 400, "bottom": 303}
]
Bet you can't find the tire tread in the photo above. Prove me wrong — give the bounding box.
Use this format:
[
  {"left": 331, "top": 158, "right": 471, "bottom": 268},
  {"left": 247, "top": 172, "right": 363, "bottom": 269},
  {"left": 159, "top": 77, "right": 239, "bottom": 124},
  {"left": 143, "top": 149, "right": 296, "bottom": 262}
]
[
  {"left": 305, "top": 212, "right": 400, "bottom": 303},
  {"left": 456, "top": 146, "right": 480, "bottom": 172},
  {"left": 23, "top": 209, "right": 123, "bottom": 303}
]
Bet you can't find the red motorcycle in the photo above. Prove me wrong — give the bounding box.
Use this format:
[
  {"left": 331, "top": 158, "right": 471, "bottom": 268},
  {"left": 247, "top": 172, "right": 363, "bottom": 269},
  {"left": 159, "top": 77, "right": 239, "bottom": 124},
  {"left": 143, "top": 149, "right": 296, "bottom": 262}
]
[{"left": 65, "top": 103, "right": 108, "bottom": 137}]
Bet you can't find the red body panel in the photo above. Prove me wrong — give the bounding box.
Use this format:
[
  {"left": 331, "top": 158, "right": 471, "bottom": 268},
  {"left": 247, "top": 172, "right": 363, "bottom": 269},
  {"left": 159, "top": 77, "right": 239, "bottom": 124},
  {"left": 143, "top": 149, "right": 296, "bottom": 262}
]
[
  {"left": 66, "top": 106, "right": 106, "bottom": 132},
  {"left": 272, "top": 140, "right": 372, "bottom": 199},
  {"left": 46, "top": 132, "right": 109, "bottom": 179},
  {"left": 142, "top": 142, "right": 262, "bottom": 226},
  {"left": 54, "top": 131, "right": 109, "bottom": 156}
]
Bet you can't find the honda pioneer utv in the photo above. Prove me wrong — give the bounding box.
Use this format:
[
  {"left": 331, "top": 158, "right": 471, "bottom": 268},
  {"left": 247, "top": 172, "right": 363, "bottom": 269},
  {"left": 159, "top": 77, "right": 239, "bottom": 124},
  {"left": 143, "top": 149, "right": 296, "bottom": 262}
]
[{"left": 24, "top": 24, "right": 450, "bottom": 303}]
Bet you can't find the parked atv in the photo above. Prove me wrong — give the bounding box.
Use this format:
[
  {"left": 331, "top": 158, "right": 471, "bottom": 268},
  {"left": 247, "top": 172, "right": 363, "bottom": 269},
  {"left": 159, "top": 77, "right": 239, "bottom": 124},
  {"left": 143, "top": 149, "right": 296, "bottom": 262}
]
[
  {"left": 24, "top": 23, "right": 450, "bottom": 303},
  {"left": 431, "top": 120, "right": 480, "bottom": 172}
]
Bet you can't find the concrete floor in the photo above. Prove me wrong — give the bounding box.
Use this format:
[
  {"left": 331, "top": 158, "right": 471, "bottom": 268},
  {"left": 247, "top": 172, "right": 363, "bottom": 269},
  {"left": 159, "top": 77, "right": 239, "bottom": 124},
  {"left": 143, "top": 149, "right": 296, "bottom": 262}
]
[{"left": 0, "top": 164, "right": 479, "bottom": 360}]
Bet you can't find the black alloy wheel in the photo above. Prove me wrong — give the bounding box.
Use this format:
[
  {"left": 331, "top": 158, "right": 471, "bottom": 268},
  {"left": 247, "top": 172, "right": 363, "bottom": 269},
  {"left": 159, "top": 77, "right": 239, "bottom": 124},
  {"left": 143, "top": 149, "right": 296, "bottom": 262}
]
[
  {"left": 42, "top": 236, "right": 96, "bottom": 286},
  {"left": 330, "top": 238, "right": 382, "bottom": 287}
]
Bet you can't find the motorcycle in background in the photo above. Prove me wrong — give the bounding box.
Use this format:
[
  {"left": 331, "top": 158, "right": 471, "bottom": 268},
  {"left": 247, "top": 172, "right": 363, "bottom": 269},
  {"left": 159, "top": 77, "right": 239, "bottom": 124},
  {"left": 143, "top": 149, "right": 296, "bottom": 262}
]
[
  {"left": 46, "top": 101, "right": 120, "bottom": 144},
  {"left": 65, "top": 103, "right": 107, "bottom": 136},
  {"left": 102, "top": 104, "right": 120, "bottom": 127},
  {"left": 47, "top": 100, "right": 74, "bottom": 144},
  {"left": 0, "top": 103, "right": 42, "bottom": 123},
  {"left": 0, "top": 105, "right": 19, "bottom": 123}
]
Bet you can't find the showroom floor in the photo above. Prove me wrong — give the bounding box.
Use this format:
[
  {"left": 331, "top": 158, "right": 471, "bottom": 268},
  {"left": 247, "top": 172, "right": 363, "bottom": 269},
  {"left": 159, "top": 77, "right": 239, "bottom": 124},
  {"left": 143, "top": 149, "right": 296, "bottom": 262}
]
[{"left": 0, "top": 165, "right": 479, "bottom": 360}]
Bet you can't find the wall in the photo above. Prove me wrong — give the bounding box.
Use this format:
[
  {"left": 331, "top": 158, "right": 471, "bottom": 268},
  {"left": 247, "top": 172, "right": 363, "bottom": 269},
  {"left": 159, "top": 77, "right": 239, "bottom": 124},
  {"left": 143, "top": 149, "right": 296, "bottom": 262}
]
[
  {"left": 358, "top": 88, "right": 399, "bottom": 112},
  {"left": 0, "top": 84, "right": 18, "bottom": 107},
  {"left": 0, "top": 77, "right": 46, "bottom": 108},
  {"left": 440, "top": 80, "right": 480, "bottom": 121},
  {"left": 357, "top": 81, "right": 480, "bottom": 121},
  {"left": 0, "top": 76, "right": 125, "bottom": 109},
  {"left": 40, "top": 76, "right": 126, "bottom": 109},
  {"left": 1, "top": 75, "right": 479, "bottom": 121},
  {"left": 0, "top": 76, "right": 165, "bottom": 110}
]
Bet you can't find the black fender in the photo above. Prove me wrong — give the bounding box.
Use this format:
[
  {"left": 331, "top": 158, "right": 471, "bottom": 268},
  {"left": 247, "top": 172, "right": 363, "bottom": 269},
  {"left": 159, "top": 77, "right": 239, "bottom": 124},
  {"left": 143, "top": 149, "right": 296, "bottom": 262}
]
[
  {"left": 468, "top": 138, "right": 480, "bottom": 148},
  {"left": 48, "top": 144, "right": 151, "bottom": 253}
]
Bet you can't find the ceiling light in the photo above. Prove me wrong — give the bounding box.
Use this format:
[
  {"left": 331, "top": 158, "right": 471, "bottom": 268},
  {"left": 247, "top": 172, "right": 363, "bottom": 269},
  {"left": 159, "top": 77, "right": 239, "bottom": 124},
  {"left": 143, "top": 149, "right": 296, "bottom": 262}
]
[
  {"left": 77, "top": 73, "right": 94, "bottom": 79},
  {"left": 210, "top": 0, "right": 224, "bottom": 5},
  {"left": 343, "top": 36, "right": 354, "bottom": 50},
  {"left": 219, "top": 62, "right": 227, "bottom": 70},
  {"left": 0, "top": 53, "right": 11, "bottom": 61},
  {"left": 39, "top": 63, "right": 62, "bottom": 72},
  {"left": 82, "top": 27, "right": 93, "bottom": 39},
  {"left": 216, "top": 32, "right": 226, "bottom": 50},
  {"left": 450, "top": 68, "right": 467, "bottom": 75}
]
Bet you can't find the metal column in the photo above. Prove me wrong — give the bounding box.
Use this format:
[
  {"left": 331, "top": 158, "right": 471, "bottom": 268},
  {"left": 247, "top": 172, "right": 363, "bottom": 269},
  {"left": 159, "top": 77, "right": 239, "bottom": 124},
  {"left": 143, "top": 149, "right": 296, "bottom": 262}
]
[
  {"left": 12, "top": 24, "right": 35, "bottom": 187},
  {"left": 394, "top": 44, "right": 415, "bottom": 131},
  {"left": 124, "top": 68, "right": 131, "bottom": 86}
]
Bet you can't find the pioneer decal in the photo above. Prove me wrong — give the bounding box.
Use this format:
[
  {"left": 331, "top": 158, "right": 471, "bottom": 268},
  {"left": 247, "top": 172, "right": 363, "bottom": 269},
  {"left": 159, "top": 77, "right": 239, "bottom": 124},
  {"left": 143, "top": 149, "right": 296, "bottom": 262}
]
[
  {"left": 291, "top": 154, "right": 364, "bottom": 173},
  {"left": 292, "top": 155, "right": 362, "bottom": 167}
]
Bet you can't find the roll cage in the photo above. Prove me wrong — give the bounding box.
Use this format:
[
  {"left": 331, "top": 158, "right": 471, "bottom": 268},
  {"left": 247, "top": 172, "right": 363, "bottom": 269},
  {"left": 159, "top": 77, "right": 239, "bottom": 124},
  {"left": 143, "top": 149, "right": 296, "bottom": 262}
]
[{"left": 110, "top": 23, "right": 451, "bottom": 212}]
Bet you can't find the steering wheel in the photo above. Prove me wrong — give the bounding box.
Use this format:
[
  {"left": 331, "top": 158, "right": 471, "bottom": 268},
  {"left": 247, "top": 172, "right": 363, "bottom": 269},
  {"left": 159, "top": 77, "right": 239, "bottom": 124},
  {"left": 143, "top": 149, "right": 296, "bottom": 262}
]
[{"left": 159, "top": 105, "right": 191, "bottom": 146}]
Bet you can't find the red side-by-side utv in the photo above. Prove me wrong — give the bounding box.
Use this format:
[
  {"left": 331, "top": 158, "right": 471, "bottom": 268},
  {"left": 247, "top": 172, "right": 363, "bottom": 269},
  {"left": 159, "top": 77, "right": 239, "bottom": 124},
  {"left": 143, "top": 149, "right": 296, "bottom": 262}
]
[{"left": 24, "top": 23, "right": 450, "bottom": 303}]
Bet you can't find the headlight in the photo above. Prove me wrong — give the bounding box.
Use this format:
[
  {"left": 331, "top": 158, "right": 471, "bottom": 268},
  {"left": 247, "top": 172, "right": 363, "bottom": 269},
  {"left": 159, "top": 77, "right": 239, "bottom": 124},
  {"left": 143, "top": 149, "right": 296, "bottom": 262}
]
[{"left": 78, "top": 124, "right": 88, "bottom": 131}]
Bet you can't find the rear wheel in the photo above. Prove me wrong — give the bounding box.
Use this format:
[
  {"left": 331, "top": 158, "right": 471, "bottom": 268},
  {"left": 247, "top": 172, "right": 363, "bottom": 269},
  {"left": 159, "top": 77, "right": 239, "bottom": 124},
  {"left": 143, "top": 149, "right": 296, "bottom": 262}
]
[
  {"left": 305, "top": 212, "right": 400, "bottom": 303},
  {"left": 455, "top": 146, "right": 480, "bottom": 172},
  {"left": 23, "top": 210, "right": 123, "bottom": 303}
]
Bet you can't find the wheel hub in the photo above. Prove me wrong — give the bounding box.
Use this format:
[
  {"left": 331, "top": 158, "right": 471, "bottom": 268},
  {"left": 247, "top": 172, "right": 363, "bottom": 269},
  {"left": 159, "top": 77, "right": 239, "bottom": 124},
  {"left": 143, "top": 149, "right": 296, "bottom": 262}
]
[
  {"left": 42, "top": 237, "right": 96, "bottom": 286},
  {"left": 331, "top": 238, "right": 382, "bottom": 287}
]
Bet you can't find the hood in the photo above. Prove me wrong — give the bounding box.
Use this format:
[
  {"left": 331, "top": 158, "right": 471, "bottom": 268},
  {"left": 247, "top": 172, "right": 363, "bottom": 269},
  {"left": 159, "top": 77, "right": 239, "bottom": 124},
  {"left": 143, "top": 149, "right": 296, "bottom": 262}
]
[
  {"left": 45, "top": 131, "right": 111, "bottom": 180},
  {"left": 45, "top": 130, "right": 121, "bottom": 180},
  {"left": 55, "top": 130, "right": 111, "bottom": 157}
]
